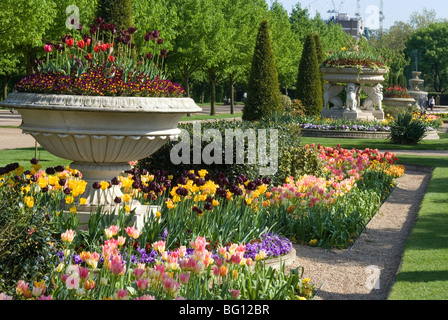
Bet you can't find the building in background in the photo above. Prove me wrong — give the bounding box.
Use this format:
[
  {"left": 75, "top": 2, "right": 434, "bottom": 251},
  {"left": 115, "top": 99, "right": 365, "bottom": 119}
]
[{"left": 327, "top": 13, "right": 366, "bottom": 39}]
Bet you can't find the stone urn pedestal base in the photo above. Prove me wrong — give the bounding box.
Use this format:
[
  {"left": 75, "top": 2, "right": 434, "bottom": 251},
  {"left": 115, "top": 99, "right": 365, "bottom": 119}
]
[
  {"left": 322, "top": 108, "right": 384, "bottom": 121},
  {"left": 67, "top": 162, "right": 160, "bottom": 231}
]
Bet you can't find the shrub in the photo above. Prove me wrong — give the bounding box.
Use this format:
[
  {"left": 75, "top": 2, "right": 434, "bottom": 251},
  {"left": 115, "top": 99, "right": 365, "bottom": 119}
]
[
  {"left": 281, "top": 94, "right": 292, "bottom": 110},
  {"left": 389, "top": 113, "right": 427, "bottom": 145},
  {"left": 289, "top": 99, "right": 306, "bottom": 116},
  {"left": 137, "top": 119, "right": 302, "bottom": 186},
  {"left": 243, "top": 19, "right": 283, "bottom": 121},
  {"left": 296, "top": 33, "right": 323, "bottom": 116}
]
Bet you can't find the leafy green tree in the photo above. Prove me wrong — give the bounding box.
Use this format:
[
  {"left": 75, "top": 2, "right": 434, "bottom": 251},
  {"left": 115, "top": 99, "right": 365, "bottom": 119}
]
[
  {"left": 405, "top": 22, "right": 448, "bottom": 93},
  {"left": 132, "top": 0, "right": 178, "bottom": 81},
  {"left": 221, "top": 0, "right": 267, "bottom": 113},
  {"left": 243, "top": 19, "right": 282, "bottom": 121},
  {"left": 268, "top": 1, "right": 300, "bottom": 95},
  {"left": 296, "top": 33, "right": 323, "bottom": 116},
  {"left": 96, "top": 0, "right": 132, "bottom": 30},
  {"left": 0, "top": 0, "right": 57, "bottom": 98}
]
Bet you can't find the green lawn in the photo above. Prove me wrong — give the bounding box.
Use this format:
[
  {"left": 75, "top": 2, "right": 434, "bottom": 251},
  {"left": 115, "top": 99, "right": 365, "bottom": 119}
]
[
  {"left": 388, "top": 162, "right": 448, "bottom": 300},
  {"left": 181, "top": 112, "right": 242, "bottom": 122},
  {"left": 0, "top": 147, "right": 71, "bottom": 168},
  {"left": 301, "top": 133, "right": 448, "bottom": 151}
]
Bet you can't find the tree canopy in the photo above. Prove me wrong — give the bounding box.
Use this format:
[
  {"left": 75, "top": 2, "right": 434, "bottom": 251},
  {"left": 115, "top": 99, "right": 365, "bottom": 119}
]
[{"left": 405, "top": 22, "right": 448, "bottom": 93}]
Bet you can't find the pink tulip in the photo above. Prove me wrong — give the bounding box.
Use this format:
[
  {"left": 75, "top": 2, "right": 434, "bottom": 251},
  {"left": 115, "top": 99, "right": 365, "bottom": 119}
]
[
  {"left": 109, "top": 255, "right": 126, "bottom": 276},
  {"left": 44, "top": 44, "right": 52, "bottom": 52},
  {"left": 135, "top": 278, "right": 148, "bottom": 291}
]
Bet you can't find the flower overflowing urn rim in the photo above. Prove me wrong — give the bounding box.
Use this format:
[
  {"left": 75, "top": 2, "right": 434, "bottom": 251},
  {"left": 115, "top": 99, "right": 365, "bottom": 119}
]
[{"left": 1, "top": 92, "right": 202, "bottom": 114}]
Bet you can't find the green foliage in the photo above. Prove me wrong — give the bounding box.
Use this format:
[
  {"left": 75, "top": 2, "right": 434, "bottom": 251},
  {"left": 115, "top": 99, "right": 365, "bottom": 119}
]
[
  {"left": 243, "top": 19, "right": 283, "bottom": 121},
  {"left": 277, "top": 146, "right": 325, "bottom": 183},
  {"left": 0, "top": 167, "right": 60, "bottom": 295},
  {"left": 285, "top": 188, "right": 382, "bottom": 248},
  {"left": 313, "top": 33, "right": 325, "bottom": 98},
  {"left": 389, "top": 113, "right": 428, "bottom": 145},
  {"left": 280, "top": 94, "right": 292, "bottom": 110},
  {"left": 296, "top": 33, "right": 323, "bottom": 116},
  {"left": 268, "top": 1, "right": 301, "bottom": 91},
  {"left": 96, "top": 0, "right": 133, "bottom": 31},
  {"left": 405, "top": 22, "right": 448, "bottom": 93}
]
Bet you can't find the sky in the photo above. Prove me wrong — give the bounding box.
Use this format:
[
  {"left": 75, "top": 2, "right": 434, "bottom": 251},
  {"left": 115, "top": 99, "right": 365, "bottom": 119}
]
[{"left": 273, "top": 0, "right": 448, "bottom": 30}]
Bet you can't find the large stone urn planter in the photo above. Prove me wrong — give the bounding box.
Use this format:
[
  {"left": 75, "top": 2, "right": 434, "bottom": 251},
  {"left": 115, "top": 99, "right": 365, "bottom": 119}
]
[
  {"left": 321, "top": 67, "right": 388, "bottom": 121},
  {"left": 0, "top": 92, "right": 202, "bottom": 229}
]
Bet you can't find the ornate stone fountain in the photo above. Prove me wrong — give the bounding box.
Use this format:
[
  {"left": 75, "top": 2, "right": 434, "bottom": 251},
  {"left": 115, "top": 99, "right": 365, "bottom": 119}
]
[{"left": 407, "top": 71, "right": 428, "bottom": 109}]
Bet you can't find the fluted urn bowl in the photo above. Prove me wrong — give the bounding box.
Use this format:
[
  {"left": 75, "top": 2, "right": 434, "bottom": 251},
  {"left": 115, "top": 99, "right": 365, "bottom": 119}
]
[
  {"left": 0, "top": 92, "right": 201, "bottom": 213},
  {"left": 320, "top": 67, "right": 388, "bottom": 84}
]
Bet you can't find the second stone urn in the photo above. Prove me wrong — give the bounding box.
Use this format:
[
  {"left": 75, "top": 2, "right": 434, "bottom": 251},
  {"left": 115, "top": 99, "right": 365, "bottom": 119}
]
[{"left": 320, "top": 67, "right": 388, "bottom": 121}]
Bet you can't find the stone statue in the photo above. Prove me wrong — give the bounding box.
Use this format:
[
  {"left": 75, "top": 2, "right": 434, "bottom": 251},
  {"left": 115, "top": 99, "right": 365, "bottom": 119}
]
[
  {"left": 323, "top": 83, "right": 344, "bottom": 110},
  {"left": 345, "top": 83, "right": 360, "bottom": 111},
  {"left": 362, "top": 84, "right": 383, "bottom": 111}
]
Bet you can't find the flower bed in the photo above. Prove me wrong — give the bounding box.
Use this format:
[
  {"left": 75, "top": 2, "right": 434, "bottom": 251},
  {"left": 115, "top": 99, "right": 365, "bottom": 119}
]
[
  {"left": 14, "top": 18, "right": 184, "bottom": 98},
  {"left": 288, "top": 114, "right": 443, "bottom": 135},
  {"left": 384, "top": 85, "right": 413, "bottom": 99},
  {"left": 0, "top": 141, "right": 404, "bottom": 299},
  {"left": 322, "top": 47, "right": 387, "bottom": 70}
]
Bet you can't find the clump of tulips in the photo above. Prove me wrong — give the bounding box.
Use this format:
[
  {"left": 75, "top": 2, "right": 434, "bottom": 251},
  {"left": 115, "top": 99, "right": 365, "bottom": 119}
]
[
  {"left": 15, "top": 17, "right": 184, "bottom": 97},
  {"left": 4, "top": 232, "right": 315, "bottom": 300}
]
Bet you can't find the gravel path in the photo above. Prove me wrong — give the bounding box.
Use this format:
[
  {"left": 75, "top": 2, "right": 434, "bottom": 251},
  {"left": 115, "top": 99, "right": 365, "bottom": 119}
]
[{"left": 286, "top": 168, "right": 432, "bottom": 300}]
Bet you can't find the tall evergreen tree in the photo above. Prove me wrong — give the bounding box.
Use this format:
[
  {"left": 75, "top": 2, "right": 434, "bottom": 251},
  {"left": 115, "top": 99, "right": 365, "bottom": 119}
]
[
  {"left": 296, "top": 33, "right": 323, "bottom": 116},
  {"left": 313, "top": 33, "right": 325, "bottom": 98},
  {"left": 96, "top": 0, "right": 133, "bottom": 30},
  {"left": 243, "top": 19, "right": 282, "bottom": 121}
]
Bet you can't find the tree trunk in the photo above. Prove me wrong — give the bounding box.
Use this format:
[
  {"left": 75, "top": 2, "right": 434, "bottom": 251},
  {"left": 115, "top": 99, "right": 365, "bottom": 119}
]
[
  {"left": 4, "top": 82, "right": 8, "bottom": 100},
  {"left": 200, "top": 81, "right": 205, "bottom": 104},
  {"left": 26, "top": 48, "right": 36, "bottom": 75},
  {"left": 230, "top": 75, "right": 235, "bottom": 114},
  {"left": 184, "top": 65, "right": 191, "bottom": 117},
  {"left": 209, "top": 71, "right": 216, "bottom": 116},
  {"left": 183, "top": 65, "right": 190, "bottom": 97}
]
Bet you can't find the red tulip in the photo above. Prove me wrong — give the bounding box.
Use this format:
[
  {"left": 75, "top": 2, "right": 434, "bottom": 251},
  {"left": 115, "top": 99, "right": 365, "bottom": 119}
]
[
  {"left": 66, "top": 38, "right": 75, "bottom": 48},
  {"left": 94, "top": 45, "right": 100, "bottom": 53},
  {"left": 108, "top": 55, "right": 115, "bottom": 62},
  {"left": 77, "top": 40, "right": 85, "bottom": 49}
]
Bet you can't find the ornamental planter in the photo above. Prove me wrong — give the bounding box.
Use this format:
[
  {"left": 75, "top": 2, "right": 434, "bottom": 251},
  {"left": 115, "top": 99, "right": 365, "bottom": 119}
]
[
  {"left": 320, "top": 67, "right": 388, "bottom": 121},
  {"left": 0, "top": 92, "right": 202, "bottom": 229}
]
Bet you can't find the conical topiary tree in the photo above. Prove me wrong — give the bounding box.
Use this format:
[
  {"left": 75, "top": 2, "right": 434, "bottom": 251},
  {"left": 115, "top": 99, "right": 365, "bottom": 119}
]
[
  {"left": 243, "top": 19, "right": 283, "bottom": 121},
  {"left": 296, "top": 33, "right": 323, "bottom": 116},
  {"left": 96, "top": 0, "right": 133, "bottom": 30},
  {"left": 314, "top": 33, "right": 325, "bottom": 98}
]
